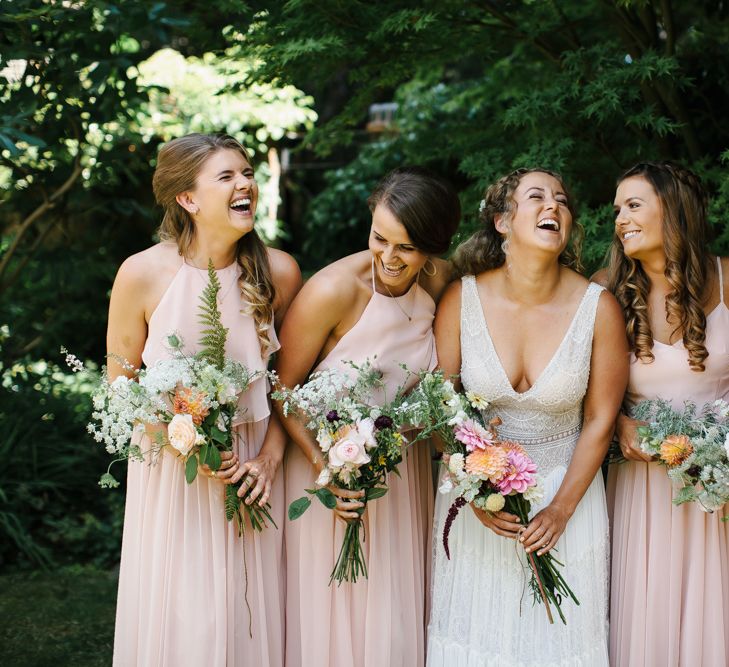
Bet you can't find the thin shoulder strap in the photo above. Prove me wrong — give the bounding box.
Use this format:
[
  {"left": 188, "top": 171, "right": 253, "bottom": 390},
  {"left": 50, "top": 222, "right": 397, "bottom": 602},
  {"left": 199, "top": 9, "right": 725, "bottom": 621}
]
[
  {"left": 370, "top": 257, "right": 376, "bottom": 292},
  {"left": 718, "top": 256, "right": 725, "bottom": 305}
]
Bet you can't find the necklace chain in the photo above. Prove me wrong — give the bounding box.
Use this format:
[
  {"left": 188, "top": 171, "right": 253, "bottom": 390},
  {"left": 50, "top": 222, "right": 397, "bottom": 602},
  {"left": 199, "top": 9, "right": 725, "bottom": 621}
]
[
  {"left": 185, "top": 258, "right": 239, "bottom": 304},
  {"left": 381, "top": 279, "right": 416, "bottom": 321}
]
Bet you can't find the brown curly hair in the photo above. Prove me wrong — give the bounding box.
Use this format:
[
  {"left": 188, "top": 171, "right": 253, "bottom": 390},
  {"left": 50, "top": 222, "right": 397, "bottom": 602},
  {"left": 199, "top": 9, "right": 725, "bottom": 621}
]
[
  {"left": 452, "top": 167, "right": 583, "bottom": 277},
  {"left": 153, "top": 133, "right": 276, "bottom": 357},
  {"left": 607, "top": 161, "right": 712, "bottom": 371}
]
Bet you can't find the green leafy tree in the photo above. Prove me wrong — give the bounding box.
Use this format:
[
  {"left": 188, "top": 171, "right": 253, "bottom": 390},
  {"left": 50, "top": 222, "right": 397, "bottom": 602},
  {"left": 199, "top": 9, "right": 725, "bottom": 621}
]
[{"left": 246, "top": 0, "right": 729, "bottom": 270}]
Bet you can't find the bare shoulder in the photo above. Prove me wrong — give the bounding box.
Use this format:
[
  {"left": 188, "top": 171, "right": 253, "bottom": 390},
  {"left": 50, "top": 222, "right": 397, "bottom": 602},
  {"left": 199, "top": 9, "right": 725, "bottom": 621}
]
[
  {"left": 267, "top": 247, "right": 302, "bottom": 291},
  {"left": 594, "top": 287, "right": 626, "bottom": 331},
  {"left": 114, "top": 242, "right": 179, "bottom": 290},
  {"left": 295, "top": 252, "right": 364, "bottom": 312},
  {"left": 437, "top": 276, "right": 463, "bottom": 313},
  {"left": 591, "top": 268, "right": 609, "bottom": 288}
]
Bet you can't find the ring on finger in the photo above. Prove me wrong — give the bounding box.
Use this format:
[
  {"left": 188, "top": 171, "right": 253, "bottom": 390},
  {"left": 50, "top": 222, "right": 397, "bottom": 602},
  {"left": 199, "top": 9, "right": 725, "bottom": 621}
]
[{"left": 210, "top": 470, "right": 217, "bottom": 478}]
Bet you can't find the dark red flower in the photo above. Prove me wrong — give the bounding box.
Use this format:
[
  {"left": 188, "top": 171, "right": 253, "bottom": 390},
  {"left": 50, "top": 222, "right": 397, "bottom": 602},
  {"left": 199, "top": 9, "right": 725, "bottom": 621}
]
[{"left": 374, "top": 415, "right": 393, "bottom": 430}]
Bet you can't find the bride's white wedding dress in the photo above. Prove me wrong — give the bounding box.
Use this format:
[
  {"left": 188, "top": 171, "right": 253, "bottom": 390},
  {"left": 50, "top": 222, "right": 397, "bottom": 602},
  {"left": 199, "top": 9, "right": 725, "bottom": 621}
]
[{"left": 427, "top": 276, "right": 609, "bottom": 667}]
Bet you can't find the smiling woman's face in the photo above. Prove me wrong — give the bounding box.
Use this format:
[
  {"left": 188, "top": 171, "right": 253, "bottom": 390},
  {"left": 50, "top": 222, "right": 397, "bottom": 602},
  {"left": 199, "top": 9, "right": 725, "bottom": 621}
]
[
  {"left": 613, "top": 175, "right": 664, "bottom": 261},
  {"left": 501, "top": 171, "right": 573, "bottom": 256},
  {"left": 185, "top": 148, "right": 259, "bottom": 241},
  {"left": 368, "top": 203, "right": 428, "bottom": 296}
]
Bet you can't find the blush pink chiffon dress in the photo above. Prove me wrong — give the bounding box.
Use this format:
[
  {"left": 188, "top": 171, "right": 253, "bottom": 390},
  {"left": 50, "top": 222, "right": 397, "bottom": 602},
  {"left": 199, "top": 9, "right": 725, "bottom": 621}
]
[
  {"left": 608, "top": 257, "right": 729, "bottom": 666},
  {"left": 113, "top": 258, "right": 285, "bottom": 667},
  {"left": 284, "top": 268, "right": 437, "bottom": 667}
]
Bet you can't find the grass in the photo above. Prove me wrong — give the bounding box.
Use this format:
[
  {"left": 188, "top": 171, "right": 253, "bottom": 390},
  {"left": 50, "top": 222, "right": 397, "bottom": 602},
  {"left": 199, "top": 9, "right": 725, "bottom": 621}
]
[{"left": 0, "top": 566, "right": 117, "bottom": 667}]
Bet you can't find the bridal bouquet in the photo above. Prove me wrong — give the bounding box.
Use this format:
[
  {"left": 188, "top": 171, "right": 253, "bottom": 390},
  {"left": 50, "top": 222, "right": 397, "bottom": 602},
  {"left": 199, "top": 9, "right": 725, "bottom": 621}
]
[
  {"left": 64, "top": 261, "right": 274, "bottom": 534},
  {"left": 272, "top": 362, "right": 407, "bottom": 584},
  {"left": 400, "top": 370, "right": 579, "bottom": 624},
  {"left": 632, "top": 398, "right": 729, "bottom": 513}
]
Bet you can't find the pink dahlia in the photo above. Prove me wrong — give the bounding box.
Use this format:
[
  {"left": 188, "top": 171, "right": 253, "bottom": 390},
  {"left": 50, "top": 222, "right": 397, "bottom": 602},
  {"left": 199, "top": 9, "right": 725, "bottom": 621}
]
[
  {"left": 454, "top": 419, "right": 494, "bottom": 452},
  {"left": 465, "top": 446, "right": 508, "bottom": 482},
  {"left": 496, "top": 449, "right": 538, "bottom": 495}
]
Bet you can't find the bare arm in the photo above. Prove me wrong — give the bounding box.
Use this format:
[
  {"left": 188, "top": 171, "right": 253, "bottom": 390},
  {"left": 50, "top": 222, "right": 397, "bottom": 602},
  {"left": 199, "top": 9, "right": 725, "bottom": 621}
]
[
  {"left": 521, "top": 290, "right": 629, "bottom": 555},
  {"left": 106, "top": 256, "right": 149, "bottom": 381},
  {"left": 273, "top": 269, "right": 365, "bottom": 519}
]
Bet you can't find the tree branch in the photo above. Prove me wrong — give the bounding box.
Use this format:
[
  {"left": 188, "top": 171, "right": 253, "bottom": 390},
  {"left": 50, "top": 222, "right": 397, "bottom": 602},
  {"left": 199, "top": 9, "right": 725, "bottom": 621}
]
[
  {"left": 0, "top": 157, "right": 82, "bottom": 285},
  {"left": 659, "top": 0, "right": 676, "bottom": 55}
]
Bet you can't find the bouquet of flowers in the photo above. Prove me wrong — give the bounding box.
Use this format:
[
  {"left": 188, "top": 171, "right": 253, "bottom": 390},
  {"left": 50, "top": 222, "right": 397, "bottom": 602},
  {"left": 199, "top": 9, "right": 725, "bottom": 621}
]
[
  {"left": 64, "top": 261, "right": 274, "bottom": 534},
  {"left": 272, "top": 362, "right": 408, "bottom": 584},
  {"left": 400, "top": 370, "right": 579, "bottom": 624},
  {"left": 631, "top": 398, "right": 729, "bottom": 513}
]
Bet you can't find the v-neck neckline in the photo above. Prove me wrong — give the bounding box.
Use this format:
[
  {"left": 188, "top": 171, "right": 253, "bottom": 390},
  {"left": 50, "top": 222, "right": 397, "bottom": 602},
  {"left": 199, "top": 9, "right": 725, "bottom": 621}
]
[{"left": 470, "top": 279, "right": 595, "bottom": 397}]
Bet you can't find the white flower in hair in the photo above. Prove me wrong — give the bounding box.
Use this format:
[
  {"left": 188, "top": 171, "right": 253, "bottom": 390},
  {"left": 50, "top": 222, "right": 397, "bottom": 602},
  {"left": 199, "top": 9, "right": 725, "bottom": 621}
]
[{"left": 478, "top": 199, "right": 486, "bottom": 214}]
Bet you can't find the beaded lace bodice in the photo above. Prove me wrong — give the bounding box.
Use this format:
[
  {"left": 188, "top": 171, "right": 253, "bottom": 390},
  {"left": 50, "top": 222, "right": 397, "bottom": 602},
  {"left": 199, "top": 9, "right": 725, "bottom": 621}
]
[{"left": 460, "top": 275, "right": 604, "bottom": 476}]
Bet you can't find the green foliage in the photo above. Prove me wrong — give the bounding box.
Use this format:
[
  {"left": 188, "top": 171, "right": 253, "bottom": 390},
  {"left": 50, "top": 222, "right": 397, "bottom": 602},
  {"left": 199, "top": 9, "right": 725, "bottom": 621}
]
[
  {"left": 0, "top": 360, "right": 122, "bottom": 570},
  {"left": 247, "top": 0, "right": 729, "bottom": 272},
  {"left": 288, "top": 496, "right": 312, "bottom": 520},
  {"left": 197, "top": 261, "right": 229, "bottom": 371}
]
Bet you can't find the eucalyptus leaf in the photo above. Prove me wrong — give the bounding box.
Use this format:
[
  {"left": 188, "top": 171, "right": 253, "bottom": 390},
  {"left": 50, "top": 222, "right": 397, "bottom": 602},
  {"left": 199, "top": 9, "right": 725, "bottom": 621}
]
[
  {"left": 314, "top": 487, "right": 337, "bottom": 509},
  {"left": 288, "top": 496, "right": 312, "bottom": 520},
  {"left": 185, "top": 455, "right": 198, "bottom": 484}
]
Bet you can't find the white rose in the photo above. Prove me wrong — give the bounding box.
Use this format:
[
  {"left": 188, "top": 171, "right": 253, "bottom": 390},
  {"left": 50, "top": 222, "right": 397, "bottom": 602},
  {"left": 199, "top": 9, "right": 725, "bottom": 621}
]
[
  {"left": 315, "top": 467, "right": 333, "bottom": 487},
  {"left": 168, "top": 413, "right": 197, "bottom": 456},
  {"left": 356, "top": 418, "right": 377, "bottom": 449},
  {"left": 327, "top": 428, "right": 371, "bottom": 468}
]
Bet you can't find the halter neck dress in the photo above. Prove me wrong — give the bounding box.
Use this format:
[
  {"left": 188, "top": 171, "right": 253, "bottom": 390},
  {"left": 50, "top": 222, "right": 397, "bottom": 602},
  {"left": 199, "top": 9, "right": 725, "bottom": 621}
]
[
  {"left": 113, "top": 257, "right": 284, "bottom": 667},
  {"left": 608, "top": 257, "right": 729, "bottom": 666},
  {"left": 285, "top": 265, "right": 437, "bottom": 667}
]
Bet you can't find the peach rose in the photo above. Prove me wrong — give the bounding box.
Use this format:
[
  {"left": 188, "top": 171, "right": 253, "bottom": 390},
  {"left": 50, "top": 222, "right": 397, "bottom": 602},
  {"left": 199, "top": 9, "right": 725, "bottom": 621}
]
[{"left": 168, "top": 413, "right": 197, "bottom": 456}]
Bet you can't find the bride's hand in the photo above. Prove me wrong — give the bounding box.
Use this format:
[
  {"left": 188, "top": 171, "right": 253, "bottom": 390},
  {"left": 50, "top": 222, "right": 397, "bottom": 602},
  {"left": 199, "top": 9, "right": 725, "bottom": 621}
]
[
  {"left": 616, "top": 412, "right": 653, "bottom": 462},
  {"left": 327, "top": 485, "right": 365, "bottom": 523},
  {"left": 520, "top": 503, "right": 570, "bottom": 556},
  {"left": 470, "top": 504, "right": 522, "bottom": 538}
]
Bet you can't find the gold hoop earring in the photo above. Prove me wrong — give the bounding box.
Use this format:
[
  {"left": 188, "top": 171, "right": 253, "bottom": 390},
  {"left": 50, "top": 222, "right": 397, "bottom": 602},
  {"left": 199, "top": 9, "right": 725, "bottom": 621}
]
[{"left": 423, "top": 258, "right": 437, "bottom": 277}]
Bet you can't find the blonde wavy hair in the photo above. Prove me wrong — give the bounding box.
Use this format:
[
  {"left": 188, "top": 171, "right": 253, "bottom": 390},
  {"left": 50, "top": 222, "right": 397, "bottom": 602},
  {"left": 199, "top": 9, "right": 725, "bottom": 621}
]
[
  {"left": 452, "top": 167, "right": 583, "bottom": 277},
  {"left": 152, "top": 133, "right": 276, "bottom": 357},
  {"left": 607, "top": 161, "right": 711, "bottom": 371}
]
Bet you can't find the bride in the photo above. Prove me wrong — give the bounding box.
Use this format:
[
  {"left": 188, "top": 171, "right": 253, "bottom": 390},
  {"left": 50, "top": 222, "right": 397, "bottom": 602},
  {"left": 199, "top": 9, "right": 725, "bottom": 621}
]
[{"left": 427, "top": 169, "right": 628, "bottom": 665}]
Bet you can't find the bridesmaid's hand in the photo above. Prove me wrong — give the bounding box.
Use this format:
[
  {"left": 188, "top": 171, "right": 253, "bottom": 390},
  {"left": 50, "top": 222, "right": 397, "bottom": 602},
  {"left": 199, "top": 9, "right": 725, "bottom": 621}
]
[
  {"left": 520, "top": 503, "right": 570, "bottom": 556},
  {"left": 328, "top": 485, "right": 365, "bottom": 523},
  {"left": 200, "top": 450, "right": 239, "bottom": 483},
  {"left": 616, "top": 412, "right": 653, "bottom": 462},
  {"left": 470, "top": 505, "right": 522, "bottom": 538},
  {"left": 232, "top": 453, "right": 280, "bottom": 507}
]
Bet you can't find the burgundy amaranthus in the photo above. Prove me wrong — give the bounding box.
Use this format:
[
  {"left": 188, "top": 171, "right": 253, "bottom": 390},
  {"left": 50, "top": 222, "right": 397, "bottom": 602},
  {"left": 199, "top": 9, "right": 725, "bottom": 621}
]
[{"left": 443, "top": 496, "right": 467, "bottom": 560}]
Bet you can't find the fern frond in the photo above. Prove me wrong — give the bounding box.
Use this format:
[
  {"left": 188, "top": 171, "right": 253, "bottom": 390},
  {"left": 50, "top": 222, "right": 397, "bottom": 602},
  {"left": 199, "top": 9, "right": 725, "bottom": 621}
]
[{"left": 197, "top": 259, "right": 229, "bottom": 370}]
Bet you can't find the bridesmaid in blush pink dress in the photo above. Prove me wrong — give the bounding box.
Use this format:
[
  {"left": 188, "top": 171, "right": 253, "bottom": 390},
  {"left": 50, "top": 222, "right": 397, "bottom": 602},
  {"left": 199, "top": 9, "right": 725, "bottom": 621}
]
[
  {"left": 600, "top": 162, "right": 729, "bottom": 666},
  {"left": 109, "top": 134, "right": 301, "bottom": 667},
  {"left": 276, "top": 167, "right": 461, "bottom": 667}
]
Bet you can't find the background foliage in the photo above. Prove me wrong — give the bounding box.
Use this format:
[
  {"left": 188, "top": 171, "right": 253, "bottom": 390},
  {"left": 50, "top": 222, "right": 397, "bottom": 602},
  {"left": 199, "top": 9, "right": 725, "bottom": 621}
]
[{"left": 1, "top": 0, "right": 728, "bottom": 577}]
